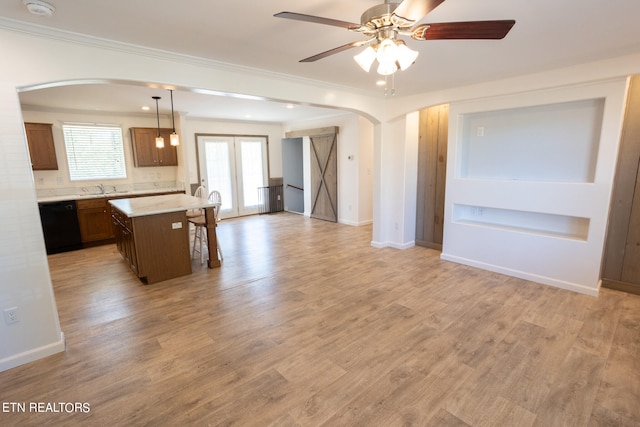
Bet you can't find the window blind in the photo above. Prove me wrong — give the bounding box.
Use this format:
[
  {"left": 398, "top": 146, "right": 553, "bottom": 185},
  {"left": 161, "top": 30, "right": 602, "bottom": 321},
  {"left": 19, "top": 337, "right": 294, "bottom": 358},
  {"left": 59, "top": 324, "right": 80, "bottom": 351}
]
[{"left": 63, "top": 124, "right": 127, "bottom": 181}]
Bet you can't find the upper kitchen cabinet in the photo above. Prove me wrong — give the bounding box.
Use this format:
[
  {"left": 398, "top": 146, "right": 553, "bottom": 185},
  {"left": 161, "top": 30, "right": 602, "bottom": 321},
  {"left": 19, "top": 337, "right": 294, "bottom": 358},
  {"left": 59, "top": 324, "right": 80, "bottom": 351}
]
[
  {"left": 130, "top": 127, "right": 178, "bottom": 167},
  {"left": 25, "top": 122, "right": 58, "bottom": 170}
]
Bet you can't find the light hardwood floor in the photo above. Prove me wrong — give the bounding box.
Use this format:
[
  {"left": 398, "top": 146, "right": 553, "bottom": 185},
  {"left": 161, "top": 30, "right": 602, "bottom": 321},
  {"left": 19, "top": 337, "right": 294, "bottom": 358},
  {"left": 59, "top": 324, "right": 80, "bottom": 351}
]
[{"left": 1, "top": 212, "right": 639, "bottom": 426}]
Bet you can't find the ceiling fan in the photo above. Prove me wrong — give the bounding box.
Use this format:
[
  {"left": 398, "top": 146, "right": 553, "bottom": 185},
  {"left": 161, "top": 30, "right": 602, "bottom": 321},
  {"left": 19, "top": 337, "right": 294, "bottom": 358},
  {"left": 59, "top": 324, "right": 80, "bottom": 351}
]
[{"left": 275, "top": 0, "right": 515, "bottom": 76}]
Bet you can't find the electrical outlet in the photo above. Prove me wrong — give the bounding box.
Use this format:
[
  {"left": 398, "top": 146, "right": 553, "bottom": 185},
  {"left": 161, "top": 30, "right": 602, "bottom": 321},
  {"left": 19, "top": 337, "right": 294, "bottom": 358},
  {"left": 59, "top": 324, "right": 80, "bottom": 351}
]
[{"left": 4, "top": 307, "right": 19, "bottom": 325}]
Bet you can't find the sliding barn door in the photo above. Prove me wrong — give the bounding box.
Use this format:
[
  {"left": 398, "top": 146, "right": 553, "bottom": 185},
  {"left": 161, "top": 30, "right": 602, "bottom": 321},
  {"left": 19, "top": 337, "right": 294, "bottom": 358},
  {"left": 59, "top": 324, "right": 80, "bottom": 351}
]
[{"left": 310, "top": 133, "right": 338, "bottom": 222}]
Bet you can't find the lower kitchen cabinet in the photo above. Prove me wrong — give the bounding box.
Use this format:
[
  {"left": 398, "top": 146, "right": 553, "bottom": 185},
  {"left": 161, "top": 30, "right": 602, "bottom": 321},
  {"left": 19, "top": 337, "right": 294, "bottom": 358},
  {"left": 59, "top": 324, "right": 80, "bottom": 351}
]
[
  {"left": 77, "top": 198, "right": 114, "bottom": 243},
  {"left": 110, "top": 204, "right": 191, "bottom": 284},
  {"left": 111, "top": 208, "right": 138, "bottom": 275},
  {"left": 75, "top": 191, "right": 184, "bottom": 246}
]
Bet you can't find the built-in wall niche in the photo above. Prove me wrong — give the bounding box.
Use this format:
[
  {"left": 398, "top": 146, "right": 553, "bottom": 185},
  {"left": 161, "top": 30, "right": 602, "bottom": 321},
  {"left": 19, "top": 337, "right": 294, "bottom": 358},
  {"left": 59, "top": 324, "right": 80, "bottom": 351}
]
[
  {"left": 452, "top": 204, "right": 590, "bottom": 240},
  {"left": 458, "top": 98, "right": 604, "bottom": 182}
]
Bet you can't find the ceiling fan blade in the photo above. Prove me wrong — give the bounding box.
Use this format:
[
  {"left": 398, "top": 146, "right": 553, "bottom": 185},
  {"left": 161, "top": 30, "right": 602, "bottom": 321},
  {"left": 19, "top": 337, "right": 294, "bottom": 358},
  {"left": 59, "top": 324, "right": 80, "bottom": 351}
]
[
  {"left": 274, "top": 12, "right": 360, "bottom": 30},
  {"left": 300, "top": 41, "right": 371, "bottom": 63},
  {"left": 411, "top": 20, "right": 516, "bottom": 40},
  {"left": 393, "top": 0, "right": 446, "bottom": 23}
]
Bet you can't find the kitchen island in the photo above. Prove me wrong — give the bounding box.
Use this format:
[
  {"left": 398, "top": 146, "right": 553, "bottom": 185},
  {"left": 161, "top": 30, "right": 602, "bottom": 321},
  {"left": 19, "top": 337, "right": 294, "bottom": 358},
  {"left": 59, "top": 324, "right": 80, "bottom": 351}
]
[{"left": 109, "top": 194, "right": 220, "bottom": 284}]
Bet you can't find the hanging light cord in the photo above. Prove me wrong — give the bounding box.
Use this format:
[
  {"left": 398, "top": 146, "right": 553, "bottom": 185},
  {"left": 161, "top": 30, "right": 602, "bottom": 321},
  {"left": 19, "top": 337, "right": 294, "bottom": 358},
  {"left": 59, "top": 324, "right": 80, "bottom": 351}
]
[
  {"left": 170, "top": 90, "right": 176, "bottom": 132},
  {"left": 153, "top": 96, "right": 161, "bottom": 137}
]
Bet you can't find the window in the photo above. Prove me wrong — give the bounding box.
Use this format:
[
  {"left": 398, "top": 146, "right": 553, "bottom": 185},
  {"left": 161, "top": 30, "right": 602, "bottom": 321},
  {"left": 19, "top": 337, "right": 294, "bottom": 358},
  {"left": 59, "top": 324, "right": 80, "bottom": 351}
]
[{"left": 62, "top": 124, "right": 127, "bottom": 181}]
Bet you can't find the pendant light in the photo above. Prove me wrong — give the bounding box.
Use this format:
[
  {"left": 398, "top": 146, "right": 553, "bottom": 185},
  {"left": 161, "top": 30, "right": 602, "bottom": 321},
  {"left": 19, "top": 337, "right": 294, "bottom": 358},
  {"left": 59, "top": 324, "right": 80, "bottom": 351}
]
[
  {"left": 152, "top": 96, "right": 164, "bottom": 148},
  {"left": 169, "top": 89, "right": 180, "bottom": 146}
]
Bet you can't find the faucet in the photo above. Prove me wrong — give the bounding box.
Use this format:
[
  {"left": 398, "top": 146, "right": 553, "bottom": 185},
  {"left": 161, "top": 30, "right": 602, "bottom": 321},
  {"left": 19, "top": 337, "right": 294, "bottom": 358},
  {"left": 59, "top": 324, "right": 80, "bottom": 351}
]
[{"left": 97, "top": 184, "right": 105, "bottom": 195}]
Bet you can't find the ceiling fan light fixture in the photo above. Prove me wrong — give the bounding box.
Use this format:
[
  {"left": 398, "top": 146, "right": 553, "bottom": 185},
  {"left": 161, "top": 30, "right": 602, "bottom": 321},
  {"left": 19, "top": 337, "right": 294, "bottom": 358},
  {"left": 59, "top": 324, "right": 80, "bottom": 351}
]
[
  {"left": 275, "top": 6, "right": 516, "bottom": 92},
  {"left": 354, "top": 46, "right": 376, "bottom": 72}
]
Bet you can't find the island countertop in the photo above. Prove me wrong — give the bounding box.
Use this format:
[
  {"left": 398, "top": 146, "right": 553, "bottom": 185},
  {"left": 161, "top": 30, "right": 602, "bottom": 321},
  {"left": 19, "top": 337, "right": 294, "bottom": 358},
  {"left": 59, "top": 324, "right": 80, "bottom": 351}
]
[{"left": 109, "top": 193, "right": 216, "bottom": 218}]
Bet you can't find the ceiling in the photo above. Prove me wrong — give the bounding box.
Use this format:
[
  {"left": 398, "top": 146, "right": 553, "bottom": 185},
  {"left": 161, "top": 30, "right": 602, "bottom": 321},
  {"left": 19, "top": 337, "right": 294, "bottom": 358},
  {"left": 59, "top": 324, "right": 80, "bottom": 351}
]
[{"left": 4, "top": 0, "right": 640, "bottom": 122}]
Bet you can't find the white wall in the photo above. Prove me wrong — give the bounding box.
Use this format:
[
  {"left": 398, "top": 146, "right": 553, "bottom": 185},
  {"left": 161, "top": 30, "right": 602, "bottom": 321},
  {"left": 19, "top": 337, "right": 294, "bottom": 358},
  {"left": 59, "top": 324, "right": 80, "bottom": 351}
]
[
  {"left": 441, "top": 80, "right": 628, "bottom": 296},
  {"left": 371, "top": 112, "right": 419, "bottom": 249},
  {"left": 0, "top": 84, "right": 65, "bottom": 371},
  {"left": 357, "top": 116, "right": 375, "bottom": 226}
]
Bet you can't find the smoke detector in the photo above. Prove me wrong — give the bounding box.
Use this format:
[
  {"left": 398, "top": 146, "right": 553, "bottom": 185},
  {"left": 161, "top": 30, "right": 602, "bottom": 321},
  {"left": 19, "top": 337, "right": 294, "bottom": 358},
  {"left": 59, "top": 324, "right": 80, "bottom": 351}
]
[{"left": 23, "top": 0, "right": 55, "bottom": 17}]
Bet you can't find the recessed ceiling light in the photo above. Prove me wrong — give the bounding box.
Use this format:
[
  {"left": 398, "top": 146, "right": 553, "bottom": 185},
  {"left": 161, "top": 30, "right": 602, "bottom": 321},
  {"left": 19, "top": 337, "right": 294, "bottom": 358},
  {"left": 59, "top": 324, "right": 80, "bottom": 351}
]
[
  {"left": 376, "top": 80, "right": 386, "bottom": 86},
  {"left": 23, "top": 0, "right": 55, "bottom": 17},
  {"left": 285, "top": 104, "right": 296, "bottom": 109},
  {"left": 141, "top": 106, "right": 150, "bottom": 111}
]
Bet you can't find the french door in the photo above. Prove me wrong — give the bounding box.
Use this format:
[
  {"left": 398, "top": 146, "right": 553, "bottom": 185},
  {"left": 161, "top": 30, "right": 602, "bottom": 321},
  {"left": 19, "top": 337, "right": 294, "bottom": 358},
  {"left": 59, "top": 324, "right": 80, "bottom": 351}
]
[{"left": 196, "top": 135, "right": 268, "bottom": 219}]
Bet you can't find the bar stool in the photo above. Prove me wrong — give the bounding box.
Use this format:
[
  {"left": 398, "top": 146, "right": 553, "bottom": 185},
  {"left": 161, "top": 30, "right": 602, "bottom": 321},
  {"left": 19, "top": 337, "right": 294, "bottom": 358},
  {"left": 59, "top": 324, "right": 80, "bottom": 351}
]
[
  {"left": 189, "top": 191, "right": 223, "bottom": 264},
  {"left": 186, "top": 185, "right": 206, "bottom": 219}
]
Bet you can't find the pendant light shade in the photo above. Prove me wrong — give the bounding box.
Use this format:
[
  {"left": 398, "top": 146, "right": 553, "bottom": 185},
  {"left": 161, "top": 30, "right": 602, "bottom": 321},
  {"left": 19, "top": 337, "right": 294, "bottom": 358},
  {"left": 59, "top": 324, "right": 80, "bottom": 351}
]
[
  {"left": 354, "top": 46, "right": 376, "bottom": 72},
  {"left": 396, "top": 41, "right": 419, "bottom": 71},
  {"left": 152, "top": 96, "right": 164, "bottom": 148},
  {"left": 169, "top": 89, "right": 180, "bottom": 146}
]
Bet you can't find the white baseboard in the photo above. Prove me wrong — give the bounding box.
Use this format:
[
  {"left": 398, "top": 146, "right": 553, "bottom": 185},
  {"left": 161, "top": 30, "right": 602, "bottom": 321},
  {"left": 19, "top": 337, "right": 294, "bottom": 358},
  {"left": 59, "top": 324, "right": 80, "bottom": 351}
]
[
  {"left": 0, "top": 332, "right": 65, "bottom": 372},
  {"left": 370, "top": 240, "right": 415, "bottom": 250},
  {"left": 339, "top": 219, "right": 373, "bottom": 226},
  {"left": 440, "top": 253, "right": 599, "bottom": 297}
]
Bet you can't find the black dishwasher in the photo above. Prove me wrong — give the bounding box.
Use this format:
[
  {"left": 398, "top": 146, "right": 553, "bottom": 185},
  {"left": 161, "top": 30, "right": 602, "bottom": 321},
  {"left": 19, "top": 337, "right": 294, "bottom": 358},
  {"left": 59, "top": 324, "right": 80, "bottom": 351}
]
[{"left": 38, "top": 200, "right": 84, "bottom": 254}]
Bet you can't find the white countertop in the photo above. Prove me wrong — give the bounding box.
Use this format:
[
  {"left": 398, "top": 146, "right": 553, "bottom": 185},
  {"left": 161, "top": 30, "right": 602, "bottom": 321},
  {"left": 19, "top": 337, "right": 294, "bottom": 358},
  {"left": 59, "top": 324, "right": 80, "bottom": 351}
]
[
  {"left": 37, "top": 188, "right": 184, "bottom": 203},
  {"left": 109, "top": 194, "right": 216, "bottom": 218}
]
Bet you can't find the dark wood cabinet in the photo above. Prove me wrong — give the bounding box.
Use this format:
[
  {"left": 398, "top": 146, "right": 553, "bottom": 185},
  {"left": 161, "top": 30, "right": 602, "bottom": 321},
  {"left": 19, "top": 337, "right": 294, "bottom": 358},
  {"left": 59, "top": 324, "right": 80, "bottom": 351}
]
[
  {"left": 24, "top": 122, "right": 58, "bottom": 170},
  {"left": 111, "top": 207, "right": 138, "bottom": 275},
  {"left": 130, "top": 127, "right": 178, "bottom": 167},
  {"left": 77, "top": 198, "right": 114, "bottom": 243},
  {"left": 111, "top": 204, "right": 191, "bottom": 284}
]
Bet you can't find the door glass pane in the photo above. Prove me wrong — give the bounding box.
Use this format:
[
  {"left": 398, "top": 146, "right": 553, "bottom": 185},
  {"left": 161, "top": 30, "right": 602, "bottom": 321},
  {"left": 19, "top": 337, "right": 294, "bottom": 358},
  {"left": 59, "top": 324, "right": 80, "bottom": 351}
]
[
  {"left": 240, "top": 140, "right": 265, "bottom": 208},
  {"left": 205, "top": 141, "right": 233, "bottom": 211}
]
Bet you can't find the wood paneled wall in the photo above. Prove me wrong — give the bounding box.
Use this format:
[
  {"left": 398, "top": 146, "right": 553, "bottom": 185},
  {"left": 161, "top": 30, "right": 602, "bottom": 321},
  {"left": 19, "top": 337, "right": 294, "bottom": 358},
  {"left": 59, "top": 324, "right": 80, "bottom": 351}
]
[
  {"left": 602, "top": 75, "right": 640, "bottom": 294},
  {"left": 415, "top": 104, "right": 449, "bottom": 250}
]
